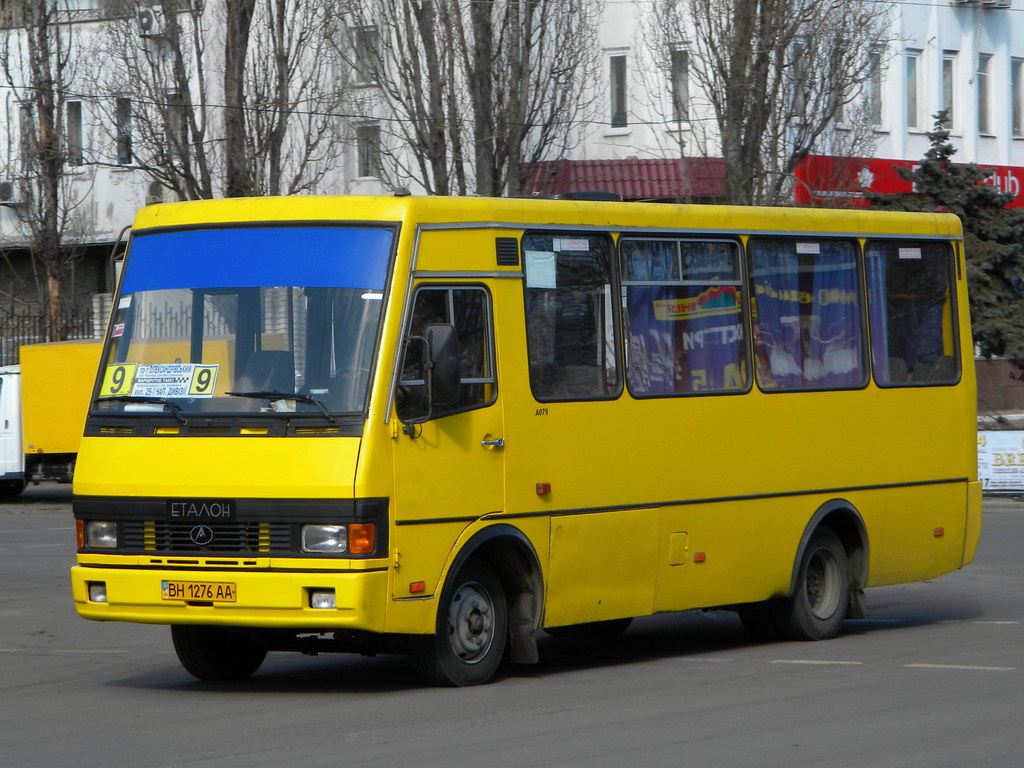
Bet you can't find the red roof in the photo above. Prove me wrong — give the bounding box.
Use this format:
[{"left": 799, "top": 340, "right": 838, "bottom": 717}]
[{"left": 522, "top": 157, "right": 726, "bottom": 201}]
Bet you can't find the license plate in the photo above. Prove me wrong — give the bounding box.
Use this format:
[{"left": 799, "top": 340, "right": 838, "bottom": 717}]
[{"left": 161, "top": 580, "right": 237, "bottom": 602}]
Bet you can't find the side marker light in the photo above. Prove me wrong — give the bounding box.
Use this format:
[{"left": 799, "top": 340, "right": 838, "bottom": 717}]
[
  {"left": 934, "top": 527, "right": 945, "bottom": 538},
  {"left": 694, "top": 552, "right": 707, "bottom": 563},
  {"left": 410, "top": 582, "right": 426, "bottom": 594}
]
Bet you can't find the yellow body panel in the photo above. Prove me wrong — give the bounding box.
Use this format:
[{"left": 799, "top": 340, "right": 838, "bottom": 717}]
[
  {"left": 20, "top": 340, "right": 102, "bottom": 455},
  {"left": 72, "top": 195, "right": 979, "bottom": 647},
  {"left": 545, "top": 508, "right": 660, "bottom": 626},
  {"left": 74, "top": 435, "right": 361, "bottom": 498}
]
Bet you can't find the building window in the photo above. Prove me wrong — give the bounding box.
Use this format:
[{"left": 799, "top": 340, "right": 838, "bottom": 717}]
[
  {"left": 1013, "top": 58, "right": 1024, "bottom": 137},
  {"left": 352, "top": 26, "right": 378, "bottom": 85},
  {"left": 19, "top": 104, "right": 34, "bottom": 172},
  {"left": 609, "top": 53, "right": 628, "bottom": 128},
  {"left": 166, "top": 91, "right": 188, "bottom": 160},
  {"left": 115, "top": 97, "right": 132, "bottom": 165},
  {"left": 867, "top": 50, "right": 883, "bottom": 127},
  {"left": 670, "top": 48, "right": 689, "bottom": 123},
  {"left": 905, "top": 50, "right": 920, "bottom": 130},
  {"left": 978, "top": 53, "right": 992, "bottom": 134},
  {"left": 356, "top": 124, "right": 381, "bottom": 178},
  {"left": 66, "top": 100, "right": 83, "bottom": 166},
  {"left": 792, "top": 39, "right": 808, "bottom": 118},
  {"left": 941, "top": 52, "right": 956, "bottom": 130}
]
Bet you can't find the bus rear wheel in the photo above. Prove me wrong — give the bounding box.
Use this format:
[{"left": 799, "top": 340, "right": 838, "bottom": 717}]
[
  {"left": 775, "top": 527, "right": 850, "bottom": 641},
  {"left": 171, "top": 625, "right": 268, "bottom": 681},
  {"left": 412, "top": 559, "right": 508, "bottom": 686}
]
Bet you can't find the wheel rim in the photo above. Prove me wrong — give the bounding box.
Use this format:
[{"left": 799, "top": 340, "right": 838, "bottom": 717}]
[
  {"left": 447, "top": 581, "right": 495, "bottom": 664},
  {"left": 805, "top": 546, "right": 842, "bottom": 620}
]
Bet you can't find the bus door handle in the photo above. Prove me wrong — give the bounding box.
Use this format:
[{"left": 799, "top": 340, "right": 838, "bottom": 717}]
[{"left": 481, "top": 437, "right": 505, "bottom": 449}]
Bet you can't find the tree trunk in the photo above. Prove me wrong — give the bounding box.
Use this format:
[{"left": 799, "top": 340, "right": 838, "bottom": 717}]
[{"left": 225, "top": 0, "right": 257, "bottom": 197}]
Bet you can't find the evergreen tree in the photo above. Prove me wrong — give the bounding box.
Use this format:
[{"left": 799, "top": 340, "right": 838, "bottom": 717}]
[{"left": 868, "top": 111, "right": 1024, "bottom": 369}]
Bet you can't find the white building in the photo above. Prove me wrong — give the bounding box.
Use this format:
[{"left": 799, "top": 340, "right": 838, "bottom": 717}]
[{"left": 546, "top": 0, "right": 1024, "bottom": 206}]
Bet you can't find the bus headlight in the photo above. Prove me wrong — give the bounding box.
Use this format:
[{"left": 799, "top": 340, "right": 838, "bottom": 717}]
[
  {"left": 301, "top": 524, "right": 347, "bottom": 553},
  {"left": 86, "top": 521, "right": 118, "bottom": 549}
]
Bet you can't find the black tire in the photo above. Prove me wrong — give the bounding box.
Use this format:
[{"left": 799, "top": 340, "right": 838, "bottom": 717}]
[
  {"left": 544, "top": 618, "right": 633, "bottom": 638},
  {"left": 412, "top": 559, "right": 508, "bottom": 686},
  {"left": 171, "top": 625, "right": 268, "bottom": 681},
  {"left": 773, "top": 527, "right": 850, "bottom": 641},
  {"left": 0, "top": 480, "right": 25, "bottom": 498}
]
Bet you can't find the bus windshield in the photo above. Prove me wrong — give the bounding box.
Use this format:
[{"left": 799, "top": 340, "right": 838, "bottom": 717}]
[{"left": 94, "top": 225, "right": 393, "bottom": 417}]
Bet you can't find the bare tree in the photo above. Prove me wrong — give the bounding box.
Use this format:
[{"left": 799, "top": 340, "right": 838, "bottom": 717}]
[
  {"left": 87, "top": 0, "right": 346, "bottom": 200},
  {"left": 237, "top": 0, "right": 348, "bottom": 196},
  {"left": 337, "top": 0, "right": 600, "bottom": 196},
  {"left": 87, "top": 0, "right": 217, "bottom": 200},
  {"left": 0, "top": 2, "right": 91, "bottom": 340},
  {"left": 642, "top": 0, "right": 894, "bottom": 206},
  {"left": 224, "top": 0, "right": 257, "bottom": 197}
]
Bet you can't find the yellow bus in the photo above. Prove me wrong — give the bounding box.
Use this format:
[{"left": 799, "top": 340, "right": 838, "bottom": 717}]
[{"left": 70, "top": 195, "right": 981, "bottom": 685}]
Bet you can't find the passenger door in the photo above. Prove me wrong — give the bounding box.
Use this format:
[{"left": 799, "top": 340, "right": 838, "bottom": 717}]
[{"left": 390, "top": 283, "right": 504, "bottom": 598}]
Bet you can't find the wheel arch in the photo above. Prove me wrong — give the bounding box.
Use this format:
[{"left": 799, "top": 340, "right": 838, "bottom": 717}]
[
  {"left": 444, "top": 523, "right": 544, "bottom": 665},
  {"left": 789, "top": 499, "right": 869, "bottom": 612}
]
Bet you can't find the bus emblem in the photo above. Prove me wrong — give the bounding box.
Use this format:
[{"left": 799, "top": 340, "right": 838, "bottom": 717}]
[{"left": 189, "top": 526, "right": 215, "bottom": 546}]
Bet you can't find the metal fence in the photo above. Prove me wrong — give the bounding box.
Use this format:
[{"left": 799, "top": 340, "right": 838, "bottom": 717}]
[{"left": 0, "top": 310, "right": 98, "bottom": 366}]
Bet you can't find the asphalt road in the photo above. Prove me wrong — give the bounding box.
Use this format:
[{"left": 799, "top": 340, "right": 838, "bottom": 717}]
[{"left": 1, "top": 488, "right": 1022, "bottom": 767}]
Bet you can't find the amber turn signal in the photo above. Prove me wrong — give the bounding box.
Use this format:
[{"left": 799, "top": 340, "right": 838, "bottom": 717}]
[{"left": 348, "top": 523, "right": 376, "bottom": 554}]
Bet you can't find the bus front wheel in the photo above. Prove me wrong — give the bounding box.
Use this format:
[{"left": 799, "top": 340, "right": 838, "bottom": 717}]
[
  {"left": 171, "top": 625, "right": 268, "bottom": 681},
  {"left": 776, "top": 527, "right": 850, "bottom": 641},
  {"left": 412, "top": 559, "right": 508, "bottom": 686}
]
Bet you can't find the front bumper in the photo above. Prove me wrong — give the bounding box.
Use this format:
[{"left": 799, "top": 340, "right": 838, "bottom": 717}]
[{"left": 70, "top": 564, "right": 389, "bottom": 631}]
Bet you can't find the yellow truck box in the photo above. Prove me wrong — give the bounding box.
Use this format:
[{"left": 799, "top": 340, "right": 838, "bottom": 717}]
[{"left": 20, "top": 340, "right": 102, "bottom": 480}]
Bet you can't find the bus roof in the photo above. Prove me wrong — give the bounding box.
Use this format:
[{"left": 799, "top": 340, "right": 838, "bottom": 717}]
[{"left": 130, "top": 194, "right": 964, "bottom": 240}]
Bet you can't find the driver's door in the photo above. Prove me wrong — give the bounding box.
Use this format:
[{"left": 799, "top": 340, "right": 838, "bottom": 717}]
[{"left": 389, "top": 283, "right": 504, "bottom": 599}]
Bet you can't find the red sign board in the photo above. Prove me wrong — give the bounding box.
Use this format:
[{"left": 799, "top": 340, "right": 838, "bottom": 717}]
[{"left": 794, "top": 154, "right": 1024, "bottom": 208}]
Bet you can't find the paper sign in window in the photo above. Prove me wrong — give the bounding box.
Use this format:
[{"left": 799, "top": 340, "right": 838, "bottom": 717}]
[{"left": 525, "top": 250, "right": 557, "bottom": 289}]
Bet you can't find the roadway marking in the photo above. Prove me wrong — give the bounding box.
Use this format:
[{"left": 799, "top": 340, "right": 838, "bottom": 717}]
[
  {"left": 674, "top": 657, "right": 735, "bottom": 663},
  {"left": 771, "top": 659, "right": 863, "bottom": 666},
  {"left": 904, "top": 663, "right": 1014, "bottom": 672},
  {"left": 0, "top": 648, "right": 126, "bottom": 654},
  {"left": 972, "top": 621, "right": 1019, "bottom": 625}
]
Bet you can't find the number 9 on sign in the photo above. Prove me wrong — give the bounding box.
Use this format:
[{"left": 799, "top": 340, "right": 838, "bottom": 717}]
[
  {"left": 188, "top": 365, "right": 219, "bottom": 397},
  {"left": 99, "top": 363, "right": 138, "bottom": 397}
]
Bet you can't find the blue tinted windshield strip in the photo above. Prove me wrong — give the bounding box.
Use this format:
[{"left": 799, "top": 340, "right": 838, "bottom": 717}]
[{"left": 122, "top": 226, "right": 392, "bottom": 292}]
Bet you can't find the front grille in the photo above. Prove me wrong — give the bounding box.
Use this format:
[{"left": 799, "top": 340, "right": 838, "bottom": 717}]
[{"left": 122, "top": 521, "right": 292, "bottom": 553}]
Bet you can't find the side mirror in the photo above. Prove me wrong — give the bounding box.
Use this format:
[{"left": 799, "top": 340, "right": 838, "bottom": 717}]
[
  {"left": 396, "top": 323, "right": 461, "bottom": 429},
  {"left": 424, "top": 323, "right": 460, "bottom": 407}
]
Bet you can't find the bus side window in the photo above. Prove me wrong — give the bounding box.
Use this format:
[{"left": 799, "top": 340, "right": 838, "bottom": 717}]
[
  {"left": 397, "top": 286, "right": 495, "bottom": 421},
  {"left": 749, "top": 238, "right": 866, "bottom": 391},
  {"left": 523, "top": 233, "right": 620, "bottom": 401},
  {"left": 621, "top": 238, "right": 747, "bottom": 395},
  {"left": 865, "top": 240, "right": 959, "bottom": 386}
]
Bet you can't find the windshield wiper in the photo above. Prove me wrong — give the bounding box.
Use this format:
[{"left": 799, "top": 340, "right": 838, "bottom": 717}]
[
  {"left": 225, "top": 391, "right": 336, "bottom": 423},
  {"left": 98, "top": 395, "right": 187, "bottom": 425}
]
